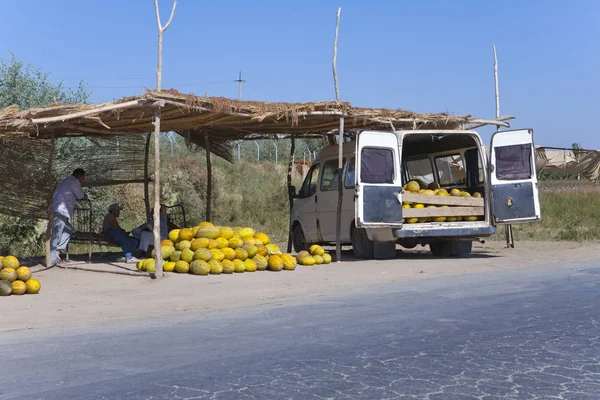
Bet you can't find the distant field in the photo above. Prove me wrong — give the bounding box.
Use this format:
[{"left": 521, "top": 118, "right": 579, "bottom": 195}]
[{"left": 492, "top": 181, "right": 600, "bottom": 242}]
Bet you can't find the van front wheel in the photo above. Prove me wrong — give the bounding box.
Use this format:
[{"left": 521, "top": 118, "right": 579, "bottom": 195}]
[
  {"left": 292, "top": 224, "right": 309, "bottom": 253},
  {"left": 352, "top": 227, "right": 374, "bottom": 259}
]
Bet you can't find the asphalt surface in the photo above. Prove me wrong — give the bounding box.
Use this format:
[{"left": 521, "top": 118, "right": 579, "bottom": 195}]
[{"left": 2, "top": 261, "right": 600, "bottom": 400}]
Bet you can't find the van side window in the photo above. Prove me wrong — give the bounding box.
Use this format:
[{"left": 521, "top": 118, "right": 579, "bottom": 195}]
[
  {"left": 345, "top": 157, "right": 355, "bottom": 188},
  {"left": 298, "top": 164, "right": 319, "bottom": 198},
  {"left": 360, "top": 148, "right": 394, "bottom": 184},
  {"left": 495, "top": 144, "right": 532, "bottom": 180},
  {"left": 406, "top": 158, "right": 434, "bottom": 186},
  {"left": 435, "top": 154, "right": 466, "bottom": 186},
  {"left": 321, "top": 159, "right": 344, "bottom": 191}
]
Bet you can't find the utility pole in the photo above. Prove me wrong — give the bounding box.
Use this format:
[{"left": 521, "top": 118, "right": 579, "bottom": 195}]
[{"left": 235, "top": 71, "right": 245, "bottom": 100}]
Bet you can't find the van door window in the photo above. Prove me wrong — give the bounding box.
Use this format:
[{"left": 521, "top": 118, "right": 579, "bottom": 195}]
[
  {"left": 298, "top": 164, "right": 319, "bottom": 198},
  {"left": 435, "top": 154, "right": 466, "bottom": 186},
  {"left": 345, "top": 157, "right": 355, "bottom": 188},
  {"left": 360, "top": 148, "right": 394, "bottom": 184},
  {"left": 321, "top": 159, "right": 344, "bottom": 191},
  {"left": 495, "top": 144, "right": 532, "bottom": 180},
  {"left": 406, "top": 158, "right": 434, "bottom": 186}
]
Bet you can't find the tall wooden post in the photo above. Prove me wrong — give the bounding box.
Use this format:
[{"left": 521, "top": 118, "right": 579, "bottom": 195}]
[
  {"left": 143, "top": 133, "right": 151, "bottom": 221},
  {"left": 493, "top": 44, "right": 514, "bottom": 249},
  {"left": 332, "top": 7, "right": 343, "bottom": 263},
  {"left": 44, "top": 132, "right": 55, "bottom": 267},
  {"left": 286, "top": 134, "right": 296, "bottom": 253},
  {"left": 205, "top": 135, "right": 212, "bottom": 222},
  {"left": 152, "top": 0, "right": 177, "bottom": 278}
]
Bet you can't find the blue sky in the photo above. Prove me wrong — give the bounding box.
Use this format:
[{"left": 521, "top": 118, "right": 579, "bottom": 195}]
[{"left": 1, "top": 0, "right": 598, "bottom": 148}]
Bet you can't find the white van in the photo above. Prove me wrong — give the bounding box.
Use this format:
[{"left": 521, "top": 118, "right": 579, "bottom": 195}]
[{"left": 290, "top": 129, "right": 541, "bottom": 259}]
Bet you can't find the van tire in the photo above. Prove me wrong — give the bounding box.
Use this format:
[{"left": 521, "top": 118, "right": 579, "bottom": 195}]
[
  {"left": 429, "top": 240, "right": 472, "bottom": 257},
  {"left": 292, "top": 224, "right": 309, "bottom": 253},
  {"left": 352, "top": 227, "right": 374, "bottom": 259}
]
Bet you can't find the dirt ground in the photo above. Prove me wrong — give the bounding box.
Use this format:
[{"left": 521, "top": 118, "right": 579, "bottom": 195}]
[{"left": 3, "top": 241, "right": 600, "bottom": 334}]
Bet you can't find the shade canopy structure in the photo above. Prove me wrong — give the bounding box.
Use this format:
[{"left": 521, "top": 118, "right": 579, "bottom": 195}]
[{"left": 0, "top": 89, "right": 510, "bottom": 142}]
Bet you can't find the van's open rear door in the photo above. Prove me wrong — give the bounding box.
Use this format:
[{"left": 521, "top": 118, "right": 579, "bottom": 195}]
[
  {"left": 355, "top": 131, "right": 403, "bottom": 228},
  {"left": 490, "top": 129, "right": 541, "bottom": 224}
]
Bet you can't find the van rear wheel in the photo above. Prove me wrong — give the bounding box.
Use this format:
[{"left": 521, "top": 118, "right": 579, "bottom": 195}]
[{"left": 352, "top": 227, "right": 374, "bottom": 259}]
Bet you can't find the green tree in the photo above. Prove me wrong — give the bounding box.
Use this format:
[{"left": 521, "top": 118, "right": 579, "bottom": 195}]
[{"left": 0, "top": 53, "right": 90, "bottom": 256}]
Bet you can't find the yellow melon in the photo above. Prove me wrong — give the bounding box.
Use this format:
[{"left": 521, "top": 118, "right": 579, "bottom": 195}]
[
  {"left": 238, "top": 227, "right": 255, "bottom": 239},
  {"left": 256, "top": 245, "right": 268, "bottom": 257},
  {"left": 169, "top": 250, "right": 182, "bottom": 262},
  {"left": 178, "top": 228, "right": 194, "bottom": 242},
  {"left": 406, "top": 217, "right": 419, "bottom": 224},
  {"left": 281, "top": 254, "right": 297, "bottom": 271},
  {"left": 168, "top": 229, "right": 180, "bottom": 243},
  {"left": 322, "top": 253, "right": 332, "bottom": 264},
  {"left": 222, "top": 247, "right": 236, "bottom": 261},
  {"left": 161, "top": 245, "right": 176, "bottom": 260},
  {"left": 464, "top": 216, "right": 479, "bottom": 221},
  {"left": 244, "top": 259, "right": 257, "bottom": 272},
  {"left": 198, "top": 221, "right": 214, "bottom": 227},
  {"left": 450, "top": 188, "right": 462, "bottom": 196},
  {"left": 406, "top": 181, "right": 420, "bottom": 192},
  {"left": 313, "top": 255, "right": 324, "bottom": 265},
  {"left": 193, "top": 248, "right": 212, "bottom": 262},
  {"left": 252, "top": 254, "right": 268, "bottom": 271},
  {"left": 268, "top": 255, "right": 284, "bottom": 271},
  {"left": 0, "top": 267, "right": 17, "bottom": 282},
  {"left": 16, "top": 266, "right": 32, "bottom": 282},
  {"left": 301, "top": 256, "right": 316, "bottom": 266},
  {"left": 266, "top": 244, "right": 281, "bottom": 255},
  {"left": 180, "top": 248, "right": 194, "bottom": 263},
  {"left": 176, "top": 240, "right": 191, "bottom": 251},
  {"left": 235, "top": 248, "right": 248, "bottom": 261},
  {"left": 233, "top": 259, "right": 246, "bottom": 273},
  {"left": 161, "top": 239, "right": 174, "bottom": 247},
  {"left": 208, "top": 259, "right": 223, "bottom": 274},
  {"left": 473, "top": 192, "right": 482, "bottom": 198},
  {"left": 255, "top": 232, "right": 270, "bottom": 245},
  {"left": 195, "top": 226, "right": 220, "bottom": 239},
  {"left": 210, "top": 249, "right": 225, "bottom": 262},
  {"left": 3, "top": 256, "right": 19, "bottom": 270},
  {"left": 228, "top": 237, "right": 244, "bottom": 249},
  {"left": 309, "top": 245, "right": 325, "bottom": 256},
  {"left": 243, "top": 237, "right": 257, "bottom": 246},
  {"left": 242, "top": 244, "right": 258, "bottom": 258},
  {"left": 214, "top": 237, "right": 228, "bottom": 249},
  {"left": 11, "top": 280, "right": 26, "bottom": 295},
  {"left": 219, "top": 226, "right": 235, "bottom": 239},
  {"left": 174, "top": 261, "right": 190, "bottom": 273},
  {"left": 190, "top": 260, "right": 210, "bottom": 275},
  {"left": 221, "top": 259, "right": 235, "bottom": 274},
  {"left": 190, "top": 238, "right": 209, "bottom": 251},
  {"left": 163, "top": 261, "right": 176, "bottom": 272},
  {"left": 145, "top": 259, "right": 156, "bottom": 273},
  {"left": 25, "top": 279, "right": 41, "bottom": 294}
]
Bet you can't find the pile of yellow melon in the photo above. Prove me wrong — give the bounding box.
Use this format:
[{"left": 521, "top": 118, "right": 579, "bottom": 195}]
[
  {"left": 402, "top": 180, "right": 483, "bottom": 223},
  {"left": 137, "top": 222, "right": 298, "bottom": 274},
  {"left": 0, "top": 256, "right": 41, "bottom": 296},
  {"left": 296, "top": 245, "right": 332, "bottom": 266}
]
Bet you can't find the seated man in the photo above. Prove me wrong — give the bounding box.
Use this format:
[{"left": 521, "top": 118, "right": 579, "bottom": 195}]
[
  {"left": 103, "top": 203, "right": 139, "bottom": 263},
  {"left": 133, "top": 204, "right": 173, "bottom": 256}
]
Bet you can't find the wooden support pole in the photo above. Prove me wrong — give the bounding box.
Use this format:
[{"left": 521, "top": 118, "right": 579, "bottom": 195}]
[
  {"left": 144, "top": 133, "right": 151, "bottom": 221},
  {"left": 44, "top": 132, "right": 55, "bottom": 268},
  {"left": 205, "top": 135, "right": 212, "bottom": 222},
  {"left": 332, "top": 7, "right": 343, "bottom": 263},
  {"left": 286, "top": 134, "right": 296, "bottom": 253},
  {"left": 151, "top": 0, "right": 177, "bottom": 278},
  {"left": 493, "top": 44, "right": 514, "bottom": 249}
]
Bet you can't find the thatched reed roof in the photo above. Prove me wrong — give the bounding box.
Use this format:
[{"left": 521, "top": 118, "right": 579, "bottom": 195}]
[{"left": 0, "top": 89, "right": 510, "bottom": 144}]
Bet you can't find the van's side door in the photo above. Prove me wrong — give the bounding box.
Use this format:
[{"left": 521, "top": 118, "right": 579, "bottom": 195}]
[
  {"left": 292, "top": 163, "right": 320, "bottom": 241},
  {"left": 489, "top": 129, "right": 541, "bottom": 224},
  {"left": 317, "top": 157, "right": 355, "bottom": 242},
  {"left": 355, "top": 131, "right": 404, "bottom": 228}
]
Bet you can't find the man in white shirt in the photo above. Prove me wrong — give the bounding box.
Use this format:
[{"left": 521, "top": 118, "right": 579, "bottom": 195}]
[{"left": 50, "top": 168, "right": 87, "bottom": 265}]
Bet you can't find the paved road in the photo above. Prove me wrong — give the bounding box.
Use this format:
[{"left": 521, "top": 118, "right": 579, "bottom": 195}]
[{"left": 2, "top": 261, "right": 600, "bottom": 400}]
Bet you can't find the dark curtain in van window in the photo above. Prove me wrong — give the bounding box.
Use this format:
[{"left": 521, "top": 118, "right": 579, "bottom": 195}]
[
  {"left": 495, "top": 144, "right": 532, "bottom": 180},
  {"left": 361, "top": 148, "right": 394, "bottom": 184}
]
